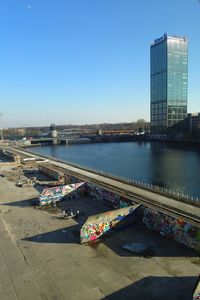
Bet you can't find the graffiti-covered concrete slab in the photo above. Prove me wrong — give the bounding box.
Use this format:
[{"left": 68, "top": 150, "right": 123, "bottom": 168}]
[
  {"left": 80, "top": 204, "right": 141, "bottom": 243},
  {"left": 143, "top": 208, "right": 200, "bottom": 252},
  {"left": 39, "top": 182, "right": 85, "bottom": 205}
]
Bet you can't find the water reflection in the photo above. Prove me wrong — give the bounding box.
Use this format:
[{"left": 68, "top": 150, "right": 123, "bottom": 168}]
[
  {"left": 50, "top": 145, "right": 58, "bottom": 158},
  {"left": 148, "top": 142, "right": 200, "bottom": 196}
]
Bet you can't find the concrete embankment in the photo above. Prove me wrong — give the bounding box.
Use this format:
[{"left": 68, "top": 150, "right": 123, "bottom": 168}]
[{"left": 2, "top": 146, "right": 200, "bottom": 252}]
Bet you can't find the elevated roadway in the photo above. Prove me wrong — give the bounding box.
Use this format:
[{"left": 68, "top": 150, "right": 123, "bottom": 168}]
[{"left": 5, "top": 147, "right": 200, "bottom": 228}]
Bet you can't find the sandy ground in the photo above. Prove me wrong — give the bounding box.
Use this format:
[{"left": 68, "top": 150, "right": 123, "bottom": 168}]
[{"left": 0, "top": 168, "right": 199, "bottom": 300}]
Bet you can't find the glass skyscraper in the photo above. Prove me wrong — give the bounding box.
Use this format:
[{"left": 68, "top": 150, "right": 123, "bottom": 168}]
[{"left": 150, "top": 34, "right": 188, "bottom": 134}]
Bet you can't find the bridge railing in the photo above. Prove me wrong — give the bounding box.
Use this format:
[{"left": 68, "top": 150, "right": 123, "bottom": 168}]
[{"left": 13, "top": 147, "right": 200, "bottom": 208}]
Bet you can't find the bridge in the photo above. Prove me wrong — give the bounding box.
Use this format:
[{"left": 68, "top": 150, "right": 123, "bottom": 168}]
[
  {"left": 28, "top": 134, "right": 142, "bottom": 145},
  {"left": 25, "top": 137, "right": 92, "bottom": 145},
  {"left": 4, "top": 147, "right": 200, "bottom": 228}
]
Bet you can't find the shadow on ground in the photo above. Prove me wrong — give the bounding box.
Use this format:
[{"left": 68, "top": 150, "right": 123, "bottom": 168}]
[
  {"left": 22, "top": 211, "right": 137, "bottom": 246},
  {"left": 23, "top": 224, "right": 81, "bottom": 244},
  {"left": 2, "top": 198, "right": 37, "bottom": 207},
  {"left": 101, "top": 275, "right": 197, "bottom": 300},
  {"left": 102, "top": 222, "right": 199, "bottom": 258}
]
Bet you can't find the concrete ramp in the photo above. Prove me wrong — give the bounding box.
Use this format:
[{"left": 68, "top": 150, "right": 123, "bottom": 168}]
[
  {"left": 80, "top": 204, "right": 141, "bottom": 244},
  {"left": 39, "top": 182, "right": 85, "bottom": 206}
]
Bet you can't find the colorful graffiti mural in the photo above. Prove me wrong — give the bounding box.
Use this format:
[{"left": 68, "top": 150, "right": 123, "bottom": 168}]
[
  {"left": 80, "top": 204, "right": 141, "bottom": 243},
  {"left": 143, "top": 208, "right": 200, "bottom": 252},
  {"left": 87, "top": 183, "right": 132, "bottom": 209},
  {"left": 39, "top": 182, "right": 85, "bottom": 206}
]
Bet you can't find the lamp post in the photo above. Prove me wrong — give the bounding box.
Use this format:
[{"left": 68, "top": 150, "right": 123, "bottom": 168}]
[{"left": 0, "top": 113, "right": 4, "bottom": 141}]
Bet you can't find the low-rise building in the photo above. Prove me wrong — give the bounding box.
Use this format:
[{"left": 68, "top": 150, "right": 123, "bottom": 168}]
[{"left": 168, "top": 113, "right": 200, "bottom": 138}]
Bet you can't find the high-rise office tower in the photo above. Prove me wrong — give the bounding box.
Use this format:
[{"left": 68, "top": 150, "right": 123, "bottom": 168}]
[{"left": 150, "top": 34, "right": 188, "bottom": 134}]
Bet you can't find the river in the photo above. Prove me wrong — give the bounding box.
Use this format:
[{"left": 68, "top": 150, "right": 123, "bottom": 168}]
[{"left": 29, "top": 141, "right": 200, "bottom": 198}]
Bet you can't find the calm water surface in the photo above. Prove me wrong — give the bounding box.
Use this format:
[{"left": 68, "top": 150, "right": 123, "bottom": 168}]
[{"left": 30, "top": 142, "right": 200, "bottom": 197}]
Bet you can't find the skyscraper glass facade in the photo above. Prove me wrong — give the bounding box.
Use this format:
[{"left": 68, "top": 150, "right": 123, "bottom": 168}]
[{"left": 150, "top": 34, "right": 188, "bottom": 133}]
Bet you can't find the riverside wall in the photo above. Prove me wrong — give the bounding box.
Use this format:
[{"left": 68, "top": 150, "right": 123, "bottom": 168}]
[
  {"left": 143, "top": 208, "right": 200, "bottom": 252},
  {"left": 1, "top": 146, "right": 199, "bottom": 252}
]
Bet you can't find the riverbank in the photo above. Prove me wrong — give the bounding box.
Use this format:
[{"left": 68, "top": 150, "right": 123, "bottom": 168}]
[{"left": 28, "top": 141, "right": 200, "bottom": 198}]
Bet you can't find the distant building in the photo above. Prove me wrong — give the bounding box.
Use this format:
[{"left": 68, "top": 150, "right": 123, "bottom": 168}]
[
  {"left": 50, "top": 124, "right": 57, "bottom": 138},
  {"left": 169, "top": 113, "right": 200, "bottom": 138},
  {"left": 150, "top": 34, "right": 188, "bottom": 134}
]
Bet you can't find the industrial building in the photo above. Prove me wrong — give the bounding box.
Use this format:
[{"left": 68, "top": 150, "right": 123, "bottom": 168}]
[{"left": 169, "top": 112, "right": 200, "bottom": 138}]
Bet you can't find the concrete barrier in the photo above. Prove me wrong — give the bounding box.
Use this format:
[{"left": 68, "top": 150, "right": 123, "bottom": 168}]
[
  {"left": 80, "top": 204, "right": 141, "bottom": 244},
  {"left": 38, "top": 164, "right": 65, "bottom": 181}
]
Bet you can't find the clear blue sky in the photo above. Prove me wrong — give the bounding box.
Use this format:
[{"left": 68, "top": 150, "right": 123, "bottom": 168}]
[{"left": 0, "top": 0, "right": 200, "bottom": 127}]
